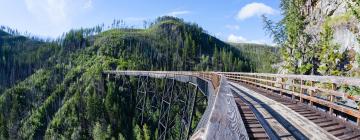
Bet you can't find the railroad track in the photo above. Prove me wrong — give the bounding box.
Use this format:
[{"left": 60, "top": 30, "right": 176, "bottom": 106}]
[
  {"left": 231, "top": 85, "right": 299, "bottom": 140},
  {"left": 234, "top": 95, "right": 271, "bottom": 140},
  {"left": 235, "top": 82, "right": 360, "bottom": 140}
]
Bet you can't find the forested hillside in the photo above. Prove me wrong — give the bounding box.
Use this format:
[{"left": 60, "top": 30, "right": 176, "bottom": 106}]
[
  {"left": 0, "top": 29, "right": 58, "bottom": 93},
  {"left": 0, "top": 16, "right": 277, "bottom": 139},
  {"left": 231, "top": 43, "right": 280, "bottom": 73}
]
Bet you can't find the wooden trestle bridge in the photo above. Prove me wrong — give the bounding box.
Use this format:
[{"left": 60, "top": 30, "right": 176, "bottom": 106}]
[{"left": 103, "top": 71, "right": 360, "bottom": 140}]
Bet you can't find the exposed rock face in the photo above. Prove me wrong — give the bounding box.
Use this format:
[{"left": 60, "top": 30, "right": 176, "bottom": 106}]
[
  {"left": 277, "top": 0, "right": 360, "bottom": 74},
  {"left": 303, "top": 0, "right": 360, "bottom": 53}
]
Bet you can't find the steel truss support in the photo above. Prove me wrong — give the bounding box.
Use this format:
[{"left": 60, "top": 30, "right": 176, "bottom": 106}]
[
  {"left": 136, "top": 76, "right": 158, "bottom": 125},
  {"left": 132, "top": 75, "right": 206, "bottom": 140},
  {"left": 178, "top": 83, "right": 198, "bottom": 140},
  {"left": 158, "top": 81, "right": 204, "bottom": 140},
  {"left": 158, "top": 77, "right": 176, "bottom": 140}
]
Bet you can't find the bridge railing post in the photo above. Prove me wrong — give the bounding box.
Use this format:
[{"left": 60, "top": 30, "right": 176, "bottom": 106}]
[
  {"left": 300, "top": 79, "right": 303, "bottom": 103},
  {"left": 309, "top": 81, "right": 314, "bottom": 106},
  {"left": 252, "top": 75, "right": 255, "bottom": 86},
  {"left": 247, "top": 74, "right": 249, "bottom": 84},
  {"left": 358, "top": 109, "right": 360, "bottom": 126},
  {"left": 291, "top": 79, "right": 295, "bottom": 100},
  {"left": 266, "top": 76, "right": 269, "bottom": 90},
  {"left": 250, "top": 74, "right": 253, "bottom": 85},
  {"left": 329, "top": 83, "right": 336, "bottom": 115},
  {"left": 280, "top": 77, "right": 284, "bottom": 97}
]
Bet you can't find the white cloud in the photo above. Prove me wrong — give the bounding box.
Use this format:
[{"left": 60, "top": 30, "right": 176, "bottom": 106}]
[
  {"left": 24, "top": 0, "right": 93, "bottom": 35},
  {"left": 227, "top": 34, "right": 275, "bottom": 46},
  {"left": 227, "top": 34, "right": 247, "bottom": 43},
  {"left": 166, "top": 10, "right": 190, "bottom": 17},
  {"left": 236, "top": 2, "right": 276, "bottom": 20},
  {"left": 83, "top": 0, "right": 93, "bottom": 9},
  {"left": 25, "top": 0, "right": 68, "bottom": 25},
  {"left": 214, "top": 32, "right": 224, "bottom": 38},
  {"left": 225, "top": 25, "right": 240, "bottom": 30}
]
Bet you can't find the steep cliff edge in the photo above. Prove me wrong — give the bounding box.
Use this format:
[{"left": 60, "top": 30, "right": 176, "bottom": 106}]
[{"left": 302, "top": 0, "right": 360, "bottom": 69}]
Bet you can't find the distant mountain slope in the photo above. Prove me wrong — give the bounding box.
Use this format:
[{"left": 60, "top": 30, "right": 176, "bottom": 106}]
[
  {"left": 0, "top": 30, "right": 9, "bottom": 37},
  {"left": 0, "top": 30, "right": 58, "bottom": 93},
  {"left": 0, "top": 17, "right": 261, "bottom": 139},
  {"left": 231, "top": 43, "right": 280, "bottom": 73}
]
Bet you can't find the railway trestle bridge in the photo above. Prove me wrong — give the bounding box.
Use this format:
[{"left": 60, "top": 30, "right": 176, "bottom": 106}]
[{"left": 103, "top": 71, "right": 360, "bottom": 140}]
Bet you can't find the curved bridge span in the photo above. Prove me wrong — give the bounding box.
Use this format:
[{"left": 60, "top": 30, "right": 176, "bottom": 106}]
[{"left": 103, "top": 71, "right": 360, "bottom": 140}]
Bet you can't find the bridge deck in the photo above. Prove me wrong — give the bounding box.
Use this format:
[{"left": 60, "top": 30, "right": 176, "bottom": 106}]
[{"left": 230, "top": 82, "right": 338, "bottom": 140}]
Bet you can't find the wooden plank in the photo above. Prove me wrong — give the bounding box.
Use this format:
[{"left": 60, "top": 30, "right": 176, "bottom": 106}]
[{"left": 256, "top": 108, "right": 295, "bottom": 139}]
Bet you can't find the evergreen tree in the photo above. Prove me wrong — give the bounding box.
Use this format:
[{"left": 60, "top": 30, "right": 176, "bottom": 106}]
[
  {"left": 154, "top": 128, "right": 158, "bottom": 140},
  {"left": 118, "top": 133, "right": 125, "bottom": 140},
  {"left": 133, "top": 124, "right": 143, "bottom": 140},
  {"left": 143, "top": 124, "right": 151, "bottom": 140},
  {"left": 86, "top": 92, "right": 103, "bottom": 122},
  {"left": 92, "top": 122, "right": 106, "bottom": 140},
  {"left": 264, "top": 0, "right": 315, "bottom": 74},
  {"left": 316, "top": 25, "right": 343, "bottom": 76},
  {"left": 212, "top": 47, "right": 219, "bottom": 70}
]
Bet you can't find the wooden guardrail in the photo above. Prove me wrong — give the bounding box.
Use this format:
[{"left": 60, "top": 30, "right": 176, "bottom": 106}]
[
  {"left": 197, "top": 72, "right": 221, "bottom": 89},
  {"left": 219, "top": 72, "right": 360, "bottom": 126}
]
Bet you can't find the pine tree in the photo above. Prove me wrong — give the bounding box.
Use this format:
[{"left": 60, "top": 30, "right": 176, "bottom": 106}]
[
  {"left": 106, "top": 125, "right": 112, "bottom": 139},
  {"left": 316, "top": 25, "right": 343, "bottom": 76},
  {"left": 92, "top": 122, "right": 106, "bottom": 140},
  {"left": 264, "top": 0, "right": 311, "bottom": 74},
  {"left": 221, "top": 49, "right": 227, "bottom": 71},
  {"left": 213, "top": 47, "right": 219, "bottom": 70},
  {"left": 86, "top": 92, "right": 102, "bottom": 122},
  {"left": 133, "top": 124, "right": 143, "bottom": 140},
  {"left": 154, "top": 128, "right": 158, "bottom": 140},
  {"left": 143, "top": 124, "right": 151, "bottom": 140},
  {"left": 0, "top": 113, "right": 8, "bottom": 139},
  {"left": 118, "top": 133, "right": 125, "bottom": 140},
  {"left": 183, "top": 34, "right": 191, "bottom": 70}
]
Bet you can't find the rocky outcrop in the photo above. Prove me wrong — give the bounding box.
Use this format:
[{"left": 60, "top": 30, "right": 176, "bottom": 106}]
[{"left": 302, "top": 0, "right": 360, "bottom": 58}]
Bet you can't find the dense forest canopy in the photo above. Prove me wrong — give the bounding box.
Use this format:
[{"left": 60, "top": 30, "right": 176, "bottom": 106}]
[
  {"left": 0, "top": 16, "right": 279, "bottom": 139},
  {"left": 231, "top": 43, "right": 280, "bottom": 73}
]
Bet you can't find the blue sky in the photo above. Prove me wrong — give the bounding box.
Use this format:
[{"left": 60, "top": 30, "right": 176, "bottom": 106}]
[{"left": 0, "top": 0, "right": 282, "bottom": 45}]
